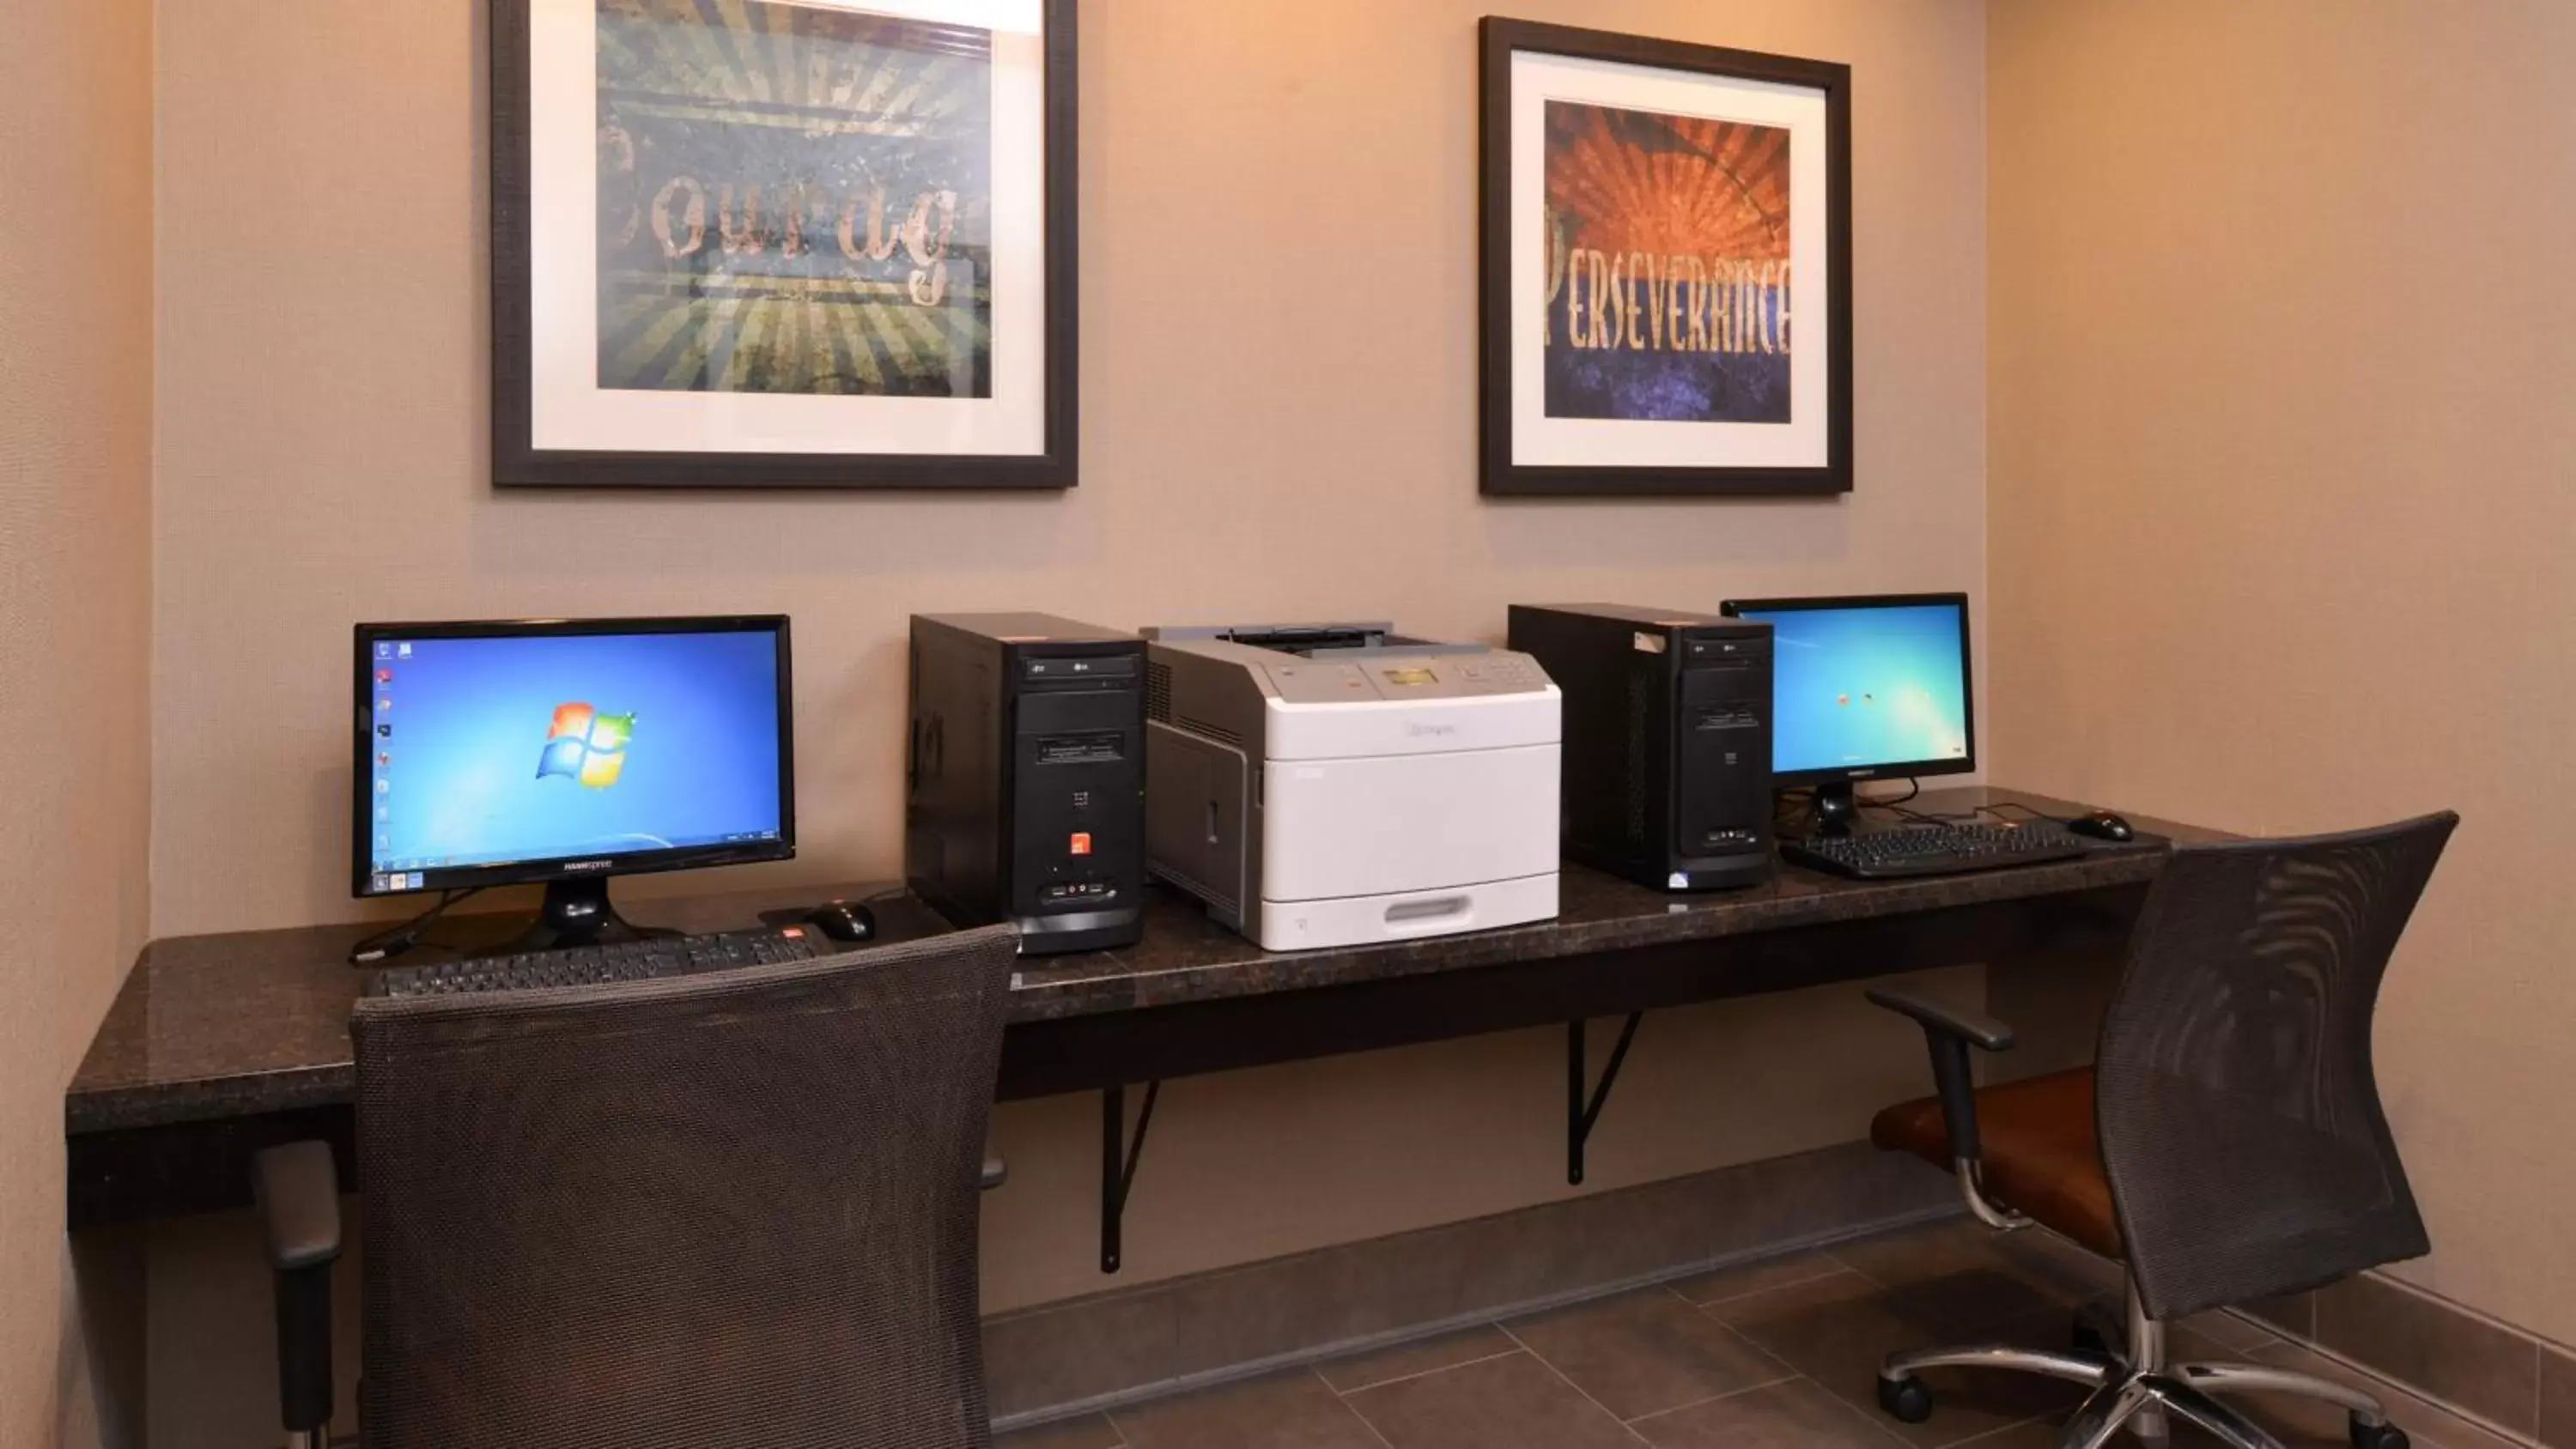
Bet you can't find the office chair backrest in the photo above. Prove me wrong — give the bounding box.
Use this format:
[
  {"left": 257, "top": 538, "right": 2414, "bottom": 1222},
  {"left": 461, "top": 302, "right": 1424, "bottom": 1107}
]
[
  {"left": 2095, "top": 813, "right": 2456, "bottom": 1321},
  {"left": 350, "top": 925, "right": 1020, "bottom": 1449}
]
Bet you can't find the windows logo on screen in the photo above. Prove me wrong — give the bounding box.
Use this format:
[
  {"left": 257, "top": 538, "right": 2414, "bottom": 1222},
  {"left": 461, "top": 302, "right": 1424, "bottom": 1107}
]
[{"left": 537, "top": 703, "right": 634, "bottom": 789}]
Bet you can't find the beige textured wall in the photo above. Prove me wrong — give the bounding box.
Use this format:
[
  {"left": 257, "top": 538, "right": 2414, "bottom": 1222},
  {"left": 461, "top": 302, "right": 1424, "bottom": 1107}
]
[
  {"left": 140, "top": 0, "right": 1985, "bottom": 1440},
  {"left": 1988, "top": 0, "right": 2576, "bottom": 1344},
  {"left": 151, "top": 0, "right": 1988, "bottom": 936},
  {"left": 0, "top": 0, "right": 156, "bottom": 1446}
]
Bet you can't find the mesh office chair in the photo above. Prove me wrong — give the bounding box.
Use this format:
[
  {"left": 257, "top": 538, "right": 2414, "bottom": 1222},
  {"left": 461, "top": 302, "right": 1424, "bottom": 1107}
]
[
  {"left": 1864, "top": 813, "right": 2458, "bottom": 1449},
  {"left": 251, "top": 924, "right": 1021, "bottom": 1449}
]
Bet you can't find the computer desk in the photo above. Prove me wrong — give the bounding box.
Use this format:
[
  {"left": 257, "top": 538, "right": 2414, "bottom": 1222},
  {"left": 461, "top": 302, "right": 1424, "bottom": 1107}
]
[{"left": 64, "top": 786, "right": 2215, "bottom": 1271}]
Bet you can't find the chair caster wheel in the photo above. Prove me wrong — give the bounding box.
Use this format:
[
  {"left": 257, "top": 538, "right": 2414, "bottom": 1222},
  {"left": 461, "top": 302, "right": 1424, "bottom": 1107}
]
[
  {"left": 2350, "top": 1419, "right": 2408, "bottom": 1449},
  {"left": 1877, "top": 1374, "right": 1935, "bottom": 1424}
]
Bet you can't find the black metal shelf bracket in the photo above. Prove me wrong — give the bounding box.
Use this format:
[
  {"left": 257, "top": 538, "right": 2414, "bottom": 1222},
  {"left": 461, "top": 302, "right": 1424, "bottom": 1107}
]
[
  {"left": 1100, "top": 1079, "right": 1161, "bottom": 1273},
  {"left": 1567, "top": 1013, "right": 1643, "bottom": 1185}
]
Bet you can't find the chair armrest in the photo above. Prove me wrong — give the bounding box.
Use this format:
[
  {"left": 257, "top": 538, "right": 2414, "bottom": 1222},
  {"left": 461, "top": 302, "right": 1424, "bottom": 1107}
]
[
  {"left": 1867, "top": 987, "right": 2029, "bottom": 1230},
  {"left": 252, "top": 1142, "right": 340, "bottom": 1440},
  {"left": 252, "top": 1141, "right": 342, "bottom": 1270},
  {"left": 1865, "top": 986, "right": 2016, "bottom": 1052},
  {"left": 1865, "top": 986, "right": 2016, "bottom": 1165}
]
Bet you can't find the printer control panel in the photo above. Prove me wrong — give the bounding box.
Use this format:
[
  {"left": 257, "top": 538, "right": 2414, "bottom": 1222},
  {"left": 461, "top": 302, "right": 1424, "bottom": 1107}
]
[{"left": 1261, "top": 653, "right": 1550, "bottom": 703}]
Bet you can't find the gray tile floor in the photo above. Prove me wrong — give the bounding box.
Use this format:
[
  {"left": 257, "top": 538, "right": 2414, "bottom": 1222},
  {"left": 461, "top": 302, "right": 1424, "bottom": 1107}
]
[{"left": 997, "top": 1218, "right": 2519, "bottom": 1449}]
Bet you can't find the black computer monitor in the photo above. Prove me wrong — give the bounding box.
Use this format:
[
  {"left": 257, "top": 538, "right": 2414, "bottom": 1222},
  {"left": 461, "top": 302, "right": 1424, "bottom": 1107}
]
[
  {"left": 1720, "top": 593, "right": 1974, "bottom": 833},
  {"left": 352, "top": 615, "right": 794, "bottom": 948}
]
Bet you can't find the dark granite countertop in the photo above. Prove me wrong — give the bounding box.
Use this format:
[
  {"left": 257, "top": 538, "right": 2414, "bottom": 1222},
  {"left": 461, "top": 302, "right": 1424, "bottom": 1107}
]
[{"left": 66, "top": 788, "right": 2212, "bottom": 1137}]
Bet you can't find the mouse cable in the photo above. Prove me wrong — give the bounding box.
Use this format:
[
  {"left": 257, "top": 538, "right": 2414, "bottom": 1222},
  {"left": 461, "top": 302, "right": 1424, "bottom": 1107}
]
[
  {"left": 348, "top": 888, "right": 485, "bottom": 967},
  {"left": 1856, "top": 778, "right": 1923, "bottom": 812},
  {"left": 1883, "top": 797, "right": 2079, "bottom": 828},
  {"left": 1973, "top": 801, "right": 2065, "bottom": 825}
]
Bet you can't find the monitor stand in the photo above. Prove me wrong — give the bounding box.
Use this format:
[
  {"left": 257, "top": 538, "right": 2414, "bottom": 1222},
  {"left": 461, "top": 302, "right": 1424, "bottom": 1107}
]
[
  {"left": 483, "top": 877, "right": 677, "bottom": 956},
  {"left": 1805, "top": 781, "right": 1860, "bottom": 838}
]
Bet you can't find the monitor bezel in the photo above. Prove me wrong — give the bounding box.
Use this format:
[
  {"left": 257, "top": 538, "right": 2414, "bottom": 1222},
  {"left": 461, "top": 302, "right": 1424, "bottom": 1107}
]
[
  {"left": 351, "top": 615, "right": 797, "bottom": 899},
  {"left": 1718, "top": 591, "right": 1977, "bottom": 787}
]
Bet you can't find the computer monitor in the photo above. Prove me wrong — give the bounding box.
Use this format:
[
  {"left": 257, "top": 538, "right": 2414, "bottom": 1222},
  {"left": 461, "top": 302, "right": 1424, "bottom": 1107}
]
[
  {"left": 352, "top": 615, "right": 794, "bottom": 948},
  {"left": 1720, "top": 593, "right": 1974, "bottom": 833}
]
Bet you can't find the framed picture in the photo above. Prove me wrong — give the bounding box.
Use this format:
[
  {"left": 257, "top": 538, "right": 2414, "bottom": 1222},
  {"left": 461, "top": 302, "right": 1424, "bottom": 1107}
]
[
  {"left": 1479, "top": 19, "right": 1850, "bottom": 497},
  {"left": 492, "top": 0, "right": 1078, "bottom": 489}
]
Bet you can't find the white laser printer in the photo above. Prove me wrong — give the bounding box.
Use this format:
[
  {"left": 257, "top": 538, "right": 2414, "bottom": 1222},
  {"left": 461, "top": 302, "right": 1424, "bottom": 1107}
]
[{"left": 1140, "top": 623, "right": 1562, "bottom": 951}]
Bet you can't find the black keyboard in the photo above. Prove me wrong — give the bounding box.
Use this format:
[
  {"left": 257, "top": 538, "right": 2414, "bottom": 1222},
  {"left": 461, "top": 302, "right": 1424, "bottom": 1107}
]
[
  {"left": 1781, "top": 822, "right": 2093, "bottom": 880},
  {"left": 368, "top": 927, "right": 827, "bottom": 999}
]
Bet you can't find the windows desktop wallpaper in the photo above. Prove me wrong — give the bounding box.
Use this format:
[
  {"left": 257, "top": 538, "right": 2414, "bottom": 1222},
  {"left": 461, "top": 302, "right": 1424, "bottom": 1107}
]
[
  {"left": 1741, "top": 603, "right": 1971, "bottom": 775},
  {"left": 368, "top": 630, "right": 783, "bottom": 880}
]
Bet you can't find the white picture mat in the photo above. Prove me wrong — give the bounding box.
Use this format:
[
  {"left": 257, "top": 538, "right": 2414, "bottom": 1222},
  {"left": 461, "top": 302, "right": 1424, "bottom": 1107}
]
[
  {"left": 527, "top": 0, "right": 1050, "bottom": 457},
  {"left": 1508, "top": 50, "right": 1831, "bottom": 470}
]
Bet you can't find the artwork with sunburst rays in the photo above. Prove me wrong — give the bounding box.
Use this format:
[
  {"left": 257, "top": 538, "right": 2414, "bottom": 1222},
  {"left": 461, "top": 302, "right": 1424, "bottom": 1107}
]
[
  {"left": 1480, "top": 21, "right": 1850, "bottom": 497},
  {"left": 496, "top": 0, "right": 1076, "bottom": 488},
  {"left": 1542, "top": 101, "right": 1791, "bottom": 424},
  {"left": 595, "top": 0, "right": 994, "bottom": 398}
]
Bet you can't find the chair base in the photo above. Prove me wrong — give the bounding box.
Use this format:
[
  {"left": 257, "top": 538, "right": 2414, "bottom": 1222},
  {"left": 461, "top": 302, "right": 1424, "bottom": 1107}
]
[{"left": 1877, "top": 1294, "right": 2408, "bottom": 1449}]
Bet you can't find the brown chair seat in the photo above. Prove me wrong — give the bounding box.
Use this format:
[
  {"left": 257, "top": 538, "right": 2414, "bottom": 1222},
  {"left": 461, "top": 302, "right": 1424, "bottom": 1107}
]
[{"left": 1869, "top": 1067, "right": 2124, "bottom": 1259}]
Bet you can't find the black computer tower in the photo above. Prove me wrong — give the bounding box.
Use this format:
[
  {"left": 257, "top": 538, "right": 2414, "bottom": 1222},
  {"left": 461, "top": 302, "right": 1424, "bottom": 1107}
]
[
  {"left": 1508, "top": 604, "right": 1773, "bottom": 891},
  {"left": 908, "top": 614, "right": 1146, "bottom": 954}
]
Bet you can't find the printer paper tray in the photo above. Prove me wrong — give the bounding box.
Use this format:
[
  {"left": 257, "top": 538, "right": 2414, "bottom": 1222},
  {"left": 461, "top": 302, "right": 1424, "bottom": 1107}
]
[
  {"left": 1252, "top": 870, "right": 1558, "bottom": 952},
  {"left": 1261, "top": 743, "right": 1560, "bottom": 900}
]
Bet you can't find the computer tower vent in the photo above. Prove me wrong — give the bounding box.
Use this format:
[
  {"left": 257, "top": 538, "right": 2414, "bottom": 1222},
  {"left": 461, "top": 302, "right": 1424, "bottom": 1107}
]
[
  {"left": 1145, "top": 660, "right": 1173, "bottom": 723},
  {"left": 1623, "top": 673, "right": 1649, "bottom": 849},
  {"left": 1152, "top": 860, "right": 1238, "bottom": 917},
  {"left": 1178, "top": 715, "right": 1244, "bottom": 749}
]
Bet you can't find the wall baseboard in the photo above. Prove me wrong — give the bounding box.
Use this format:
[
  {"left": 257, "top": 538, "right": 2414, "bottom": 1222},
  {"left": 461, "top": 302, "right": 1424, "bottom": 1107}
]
[
  {"left": 981, "top": 1138, "right": 1955, "bottom": 1429},
  {"left": 2245, "top": 1271, "right": 2576, "bottom": 1447},
  {"left": 986, "top": 1143, "right": 2576, "bottom": 1446}
]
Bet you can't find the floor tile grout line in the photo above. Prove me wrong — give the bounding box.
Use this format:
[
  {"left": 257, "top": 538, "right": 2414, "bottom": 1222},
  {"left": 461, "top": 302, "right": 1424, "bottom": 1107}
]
[
  {"left": 1772, "top": 1372, "right": 1923, "bottom": 1449},
  {"left": 1932, "top": 1413, "right": 2053, "bottom": 1448},
  {"left": 1656, "top": 1270, "right": 1843, "bottom": 1325},
  {"left": 1326, "top": 1343, "right": 1530, "bottom": 1397},
  {"left": 1326, "top": 1361, "right": 1402, "bottom": 1449},
  {"left": 1677, "top": 1261, "right": 1858, "bottom": 1311},
  {"left": 1540, "top": 1280, "right": 1807, "bottom": 1422},
  {"left": 1492, "top": 1319, "right": 1656, "bottom": 1446},
  {"left": 1615, "top": 1368, "right": 1805, "bottom": 1427},
  {"left": 1828, "top": 1246, "right": 1895, "bottom": 1291},
  {"left": 1710, "top": 1306, "right": 1807, "bottom": 1389},
  {"left": 1010, "top": 1409, "right": 1131, "bottom": 1447},
  {"left": 1838, "top": 1384, "right": 1923, "bottom": 1448},
  {"left": 1677, "top": 1280, "right": 1822, "bottom": 1387}
]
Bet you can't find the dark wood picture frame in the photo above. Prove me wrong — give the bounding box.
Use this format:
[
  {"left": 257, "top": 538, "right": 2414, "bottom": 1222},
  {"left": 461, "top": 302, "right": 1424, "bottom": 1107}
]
[
  {"left": 1479, "top": 18, "right": 1851, "bottom": 498},
  {"left": 490, "top": 0, "right": 1080, "bottom": 490}
]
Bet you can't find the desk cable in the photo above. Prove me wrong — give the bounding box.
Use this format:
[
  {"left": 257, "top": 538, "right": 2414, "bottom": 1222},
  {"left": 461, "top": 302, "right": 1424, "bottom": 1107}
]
[{"left": 348, "top": 888, "right": 485, "bottom": 967}]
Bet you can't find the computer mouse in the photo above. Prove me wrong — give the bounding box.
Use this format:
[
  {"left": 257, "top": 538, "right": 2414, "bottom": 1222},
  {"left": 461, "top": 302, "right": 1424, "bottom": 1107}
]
[
  {"left": 2066, "top": 810, "right": 2135, "bottom": 842},
  {"left": 805, "top": 900, "right": 878, "bottom": 943}
]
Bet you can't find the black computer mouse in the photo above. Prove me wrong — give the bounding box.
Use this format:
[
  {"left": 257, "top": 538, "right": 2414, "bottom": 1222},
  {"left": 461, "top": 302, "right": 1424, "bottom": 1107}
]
[
  {"left": 2066, "top": 810, "right": 2135, "bottom": 842},
  {"left": 805, "top": 900, "right": 878, "bottom": 943}
]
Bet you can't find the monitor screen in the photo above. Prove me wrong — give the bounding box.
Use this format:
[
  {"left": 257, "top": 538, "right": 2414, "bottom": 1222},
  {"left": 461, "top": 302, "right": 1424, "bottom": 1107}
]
[
  {"left": 355, "top": 619, "right": 791, "bottom": 895},
  {"left": 1726, "top": 597, "right": 1973, "bottom": 779}
]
